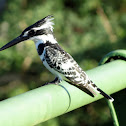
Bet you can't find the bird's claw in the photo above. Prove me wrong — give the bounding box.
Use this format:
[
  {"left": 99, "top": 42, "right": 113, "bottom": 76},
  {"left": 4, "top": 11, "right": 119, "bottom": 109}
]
[{"left": 43, "top": 77, "right": 60, "bottom": 86}]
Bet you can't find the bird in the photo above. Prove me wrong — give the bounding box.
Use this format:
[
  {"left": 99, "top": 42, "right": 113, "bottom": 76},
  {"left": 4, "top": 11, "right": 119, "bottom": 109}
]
[{"left": 0, "top": 15, "right": 114, "bottom": 102}]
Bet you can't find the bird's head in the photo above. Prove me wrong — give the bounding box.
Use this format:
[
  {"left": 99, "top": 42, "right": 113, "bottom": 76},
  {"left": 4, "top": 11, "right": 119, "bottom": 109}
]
[{"left": 0, "top": 15, "right": 55, "bottom": 51}]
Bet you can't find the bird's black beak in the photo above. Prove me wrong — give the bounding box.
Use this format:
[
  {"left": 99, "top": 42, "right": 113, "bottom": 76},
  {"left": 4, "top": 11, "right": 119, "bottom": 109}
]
[{"left": 0, "top": 35, "right": 29, "bottom": 51}]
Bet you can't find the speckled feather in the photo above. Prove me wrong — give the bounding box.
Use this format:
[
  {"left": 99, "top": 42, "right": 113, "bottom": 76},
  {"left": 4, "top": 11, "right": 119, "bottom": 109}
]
[{"left": 43, "top": 42, "right": 94, "bottom": 88}]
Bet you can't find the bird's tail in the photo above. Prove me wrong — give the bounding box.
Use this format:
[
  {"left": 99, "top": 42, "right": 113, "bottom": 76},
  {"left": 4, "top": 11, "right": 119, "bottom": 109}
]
[{"left": 86, "top": 80, "right": 114, "bottom": 102}]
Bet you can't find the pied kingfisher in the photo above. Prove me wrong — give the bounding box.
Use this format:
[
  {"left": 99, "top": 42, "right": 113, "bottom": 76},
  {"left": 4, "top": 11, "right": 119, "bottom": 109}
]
[{"left": 0, "top": 15, "right": 114, "bottom": 102}]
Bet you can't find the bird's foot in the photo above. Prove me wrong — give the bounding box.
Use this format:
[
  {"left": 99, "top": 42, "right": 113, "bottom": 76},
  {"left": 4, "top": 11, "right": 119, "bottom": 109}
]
[{"left": 43, "top": 77, "right": 61, "bottom": 86}]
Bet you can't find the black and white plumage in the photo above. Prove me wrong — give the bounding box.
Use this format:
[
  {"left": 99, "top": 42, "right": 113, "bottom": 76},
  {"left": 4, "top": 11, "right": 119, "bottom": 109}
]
[{"left": 0, "top": 15, "right": 114, "bottom": 102}]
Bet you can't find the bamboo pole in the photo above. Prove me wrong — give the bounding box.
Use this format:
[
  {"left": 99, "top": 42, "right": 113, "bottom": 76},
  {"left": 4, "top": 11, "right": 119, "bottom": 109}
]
[{"left": 0, "top": 60, "right": 126, "bottom": 126}]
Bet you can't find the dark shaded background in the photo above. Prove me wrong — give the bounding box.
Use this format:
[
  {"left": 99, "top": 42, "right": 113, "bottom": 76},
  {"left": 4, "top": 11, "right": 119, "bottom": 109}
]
[{"left": 0, "top": 0, "right": 126, "bottom": 126}]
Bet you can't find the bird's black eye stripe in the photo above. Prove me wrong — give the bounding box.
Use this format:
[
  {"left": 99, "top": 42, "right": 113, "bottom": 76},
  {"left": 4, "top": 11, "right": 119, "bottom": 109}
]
[
  {"left": 27, "top": 29, "right": 52, "bottom": 37},
  {"left": 28, "top": 29, "right": 45, "bottom": 36},
  {"left": 28, "top": 30, "right": 35, "bottom": 36},
  {"left": 36, "top": 30, "right": 45, "bottom": 35}
]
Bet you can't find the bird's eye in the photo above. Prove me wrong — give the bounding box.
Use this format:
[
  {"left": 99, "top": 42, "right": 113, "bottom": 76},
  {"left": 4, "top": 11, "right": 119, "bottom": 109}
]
[{"left": 28, "top": 30, "right": 35, "bottom": 36}]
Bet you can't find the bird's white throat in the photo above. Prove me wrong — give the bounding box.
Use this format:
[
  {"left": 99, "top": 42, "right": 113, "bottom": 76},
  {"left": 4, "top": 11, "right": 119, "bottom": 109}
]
[{"left": 32, "top": 34, "right": 57, "bottom": 45}]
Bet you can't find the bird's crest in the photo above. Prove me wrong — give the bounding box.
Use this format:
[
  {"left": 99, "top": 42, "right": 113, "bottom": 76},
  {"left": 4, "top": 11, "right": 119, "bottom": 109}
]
[
  {"left": 33, "top": 15, "right": 54, "bottom": 31},
  {"left": 23, "top": 15, "right": 54, "bottom": 33}
]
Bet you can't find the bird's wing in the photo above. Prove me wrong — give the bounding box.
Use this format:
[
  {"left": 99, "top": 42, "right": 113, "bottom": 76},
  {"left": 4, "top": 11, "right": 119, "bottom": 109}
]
[{"left": 45, "top": 43, "right": 89, "bottom": 85}]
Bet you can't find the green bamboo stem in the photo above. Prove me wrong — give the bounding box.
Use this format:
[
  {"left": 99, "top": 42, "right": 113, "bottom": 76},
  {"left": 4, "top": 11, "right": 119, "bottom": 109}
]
[
  {"left": 108, "top": 101, "right": 119, "bottom": 126},
  {"left": 99, "top": 49, "right": 126, "bottom": 126}
]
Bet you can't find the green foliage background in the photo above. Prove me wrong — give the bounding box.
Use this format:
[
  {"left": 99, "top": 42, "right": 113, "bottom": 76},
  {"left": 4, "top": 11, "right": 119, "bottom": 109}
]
[{"left": 0, "top": 0, "right": 126, "bottom": 126}]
